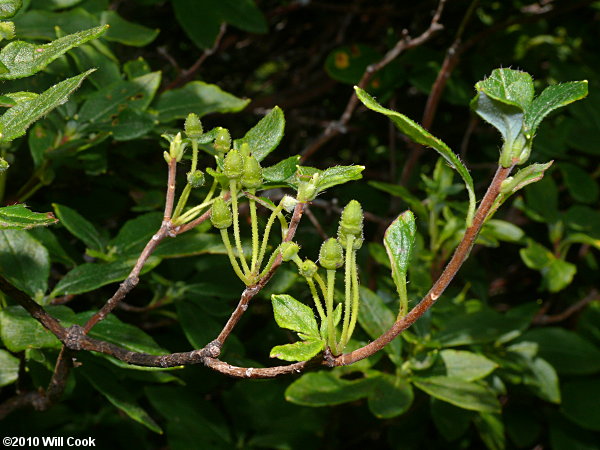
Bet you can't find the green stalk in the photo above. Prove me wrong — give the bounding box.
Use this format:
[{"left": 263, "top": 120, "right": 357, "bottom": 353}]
[
  {"left": 175, "top": 179, "right": 218, "bottom": 224},
  {"left": 230, "top": 180, "right": 250, "bottom": 275},
  {"left": 339, "top": 236, "right": 355, "bottom": 351},
  {"left": 307, "top": 278, "right": 326, "bottom": 323},
  {"left": 256, "top": 200, "right": 285, "bottom": 270},
  {"left": 172, "top": 139, "right": 198, "bottom": 220},
  {"left": 220, "top": 229, "right": 249, "bottom": 285},
  {"left": 258, "top": 247, "right": 280, "bottom": 279},
  {"left": 347, "top": 248, "right": 360, "bottom": 342},
  {"left": 326, "top": 269, "right": 337, "bottom": 352},
  {"left": 249, "top": 189, "right": 259, "bottom": 274},
  {"left": 396, "top": 272, "right": 409, "bottom": 320}
]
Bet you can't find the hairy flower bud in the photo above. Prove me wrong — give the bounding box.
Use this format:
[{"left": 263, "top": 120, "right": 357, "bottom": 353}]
[
  {"left": 210, "top": 197, "right": 232, "bottom": 229},
  {"left": 241, "top": 154, "right": 263, "bottom": 189},
  {"left": 297, "top": 173, "right": 320, "bottom": 202},
  {"left": 319, "top": 238, "right": 344, "bottom": 270},
  {"left": 338, "top": 200, "right": 364, "bottom": 248},
  {"left": 184, "top": 113, "right": 203, "bottom": 139},
  {"left": 187, "top": 169, "right": 205, "bottom": 188},
  {"left": 213, "top": 127, "right": 231, "bottom": 153},
  {"left": 299, "top": 259, "right": 318, "bottom": 278},
  {"left": 280, "top": 242, "right": 300, "bottom": 262},
  {"left": 223, "top": 149, "right": 244, "bottom": 180}
]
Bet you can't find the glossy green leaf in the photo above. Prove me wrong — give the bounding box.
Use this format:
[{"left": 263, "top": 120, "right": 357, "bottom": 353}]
[
  {"left": 0, "top": 0, "right": 21, "bottom": 19},
  {"left": 0, "top": 204, "right": 58, "bottom": 230},
  {"left": 524, "top": 81, "right": 588, "bottom": 134},
  {"left": 50, "top": 257, "right": 161, "bottom": 297},
  {"left": 495, "top": 161, "right": 553, "bottom": 213},
  {"left": 263, "top": 155, "right": 301, "bottom": 184},
  {"left": 356, "top": 86, "right": 475, "bottom": 224},
  {"left": 271, "top": 294, "right": 319, "bottom": 339},
  {"left": 524, "top": 357, "right": 561, "bottom": 403},
  {"left": 474, "top": 413, "right": 505, "bottom": 450},
  {"left": 358, "top": 288, "right": 402, "bottom": 365},
  {"left": 80, "top": 363, "right": 163, "bottom": 433},
  {"left": 285, "top": 372, "right": 375, "bottom": 406},
  {"left": 384, "top": 210, "right": 416, "bottom": 298},
  {"left": 0, "top": 25, "right": 107, "bottom": 80},
  {"left": 520, "top": 240, "right": 576, "bottom": 292},
  {"left": 474, "top": 68, "right": 534, "bottom": 111},
  {"left": 480, "top": 219, "right": 524, "bottom": 244},
  {"left": 430, "top": 398, "right": 474, "bottom": 441},
  {"left": 440, "top": 350, "right": 498, "bottom": 382},
  {"left": 29, "top": 0, "right": 82, "bottom": 9},
  {"left": 29, "top": 227, "right": 75, "bottom": 266},
  {"left": 100, "top": 10, "right": 159, "bottom": 46},
  {"left": 0, "top": 229, "right": 49, "bottom": 299},
  {"left": 270, "top": 340, "right": 324, "bottom": 362},
  {"left": 0, "top": 70, "right": 94, "bottom": 142},
  {"left": 561, "top": 378, "right": 600, "bottom": 431},
  {"left": 95, "top": 108, "right": 155, "bottom": 141},
  {"left": 234, "top": 106, "right": 284, "bottom": 162},
  {"left": 0, "top": 349, "right": 19, "bottom": 387},
  {"left": 155, "top": 81, "right": 249, "bottom": 122},
  {"left": 78, "top": 79, "right": 151, "bottom": 124},
  {"left": 53, "top": 203, "right": 104, "bottom": 252},
  {"left": 368, "top": 373, "right": 413, "bottom": 418},
  {"left": 0, "top": 305, "right": 76, "bottom": 352},
  {"left": 517, "top": 327, "right": 600, "bottom": 375},
  {"left": 412, "top": 376, "right": 501, "bottom": 413}
]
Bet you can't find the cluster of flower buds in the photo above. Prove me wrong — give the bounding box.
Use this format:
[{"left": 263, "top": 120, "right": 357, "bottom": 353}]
[
  {"left": 162, "top": 132, "right": 188, "bottom": 163},
  {"left": 220, "top": 136, "right": 264, "bottom": 189},
  {"left": 337, "top": 200, "right": 364, "bottom": 250}
]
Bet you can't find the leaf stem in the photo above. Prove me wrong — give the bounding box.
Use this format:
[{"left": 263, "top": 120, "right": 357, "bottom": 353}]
[
  {"left": 256, "top": 200, "right": 285, "bottom": 270},
  {"left": 347, "top": 249, "right": 360, "bottom": 341},
  {"left": 230, "top": 180, "right": 250, "bottom": 275},
  {"left": 249, "top": 189, "right": 259, "bottom": 274},
  {"left": 220, "top": 229, "right": 249, "bottom": 285},
  {"left": 307, "top": 278, "right": 326, "bottom": 323}
]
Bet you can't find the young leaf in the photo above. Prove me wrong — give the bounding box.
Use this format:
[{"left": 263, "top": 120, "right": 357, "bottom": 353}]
[
  {"left": 355, "top": 86, "right": 475, "bottom": 224},
  {"left": 439, "top": 349, "right": 498, "bottom": 382},
  {"left": 317, "top": 165, "right": 364, "bottom": 193},
  {"left": 285, "top": 372, "right": 376, "bottom": 406},
  {"left": 270, "top": 340, "right": 324, "bottom": 362},
  {"left": 0, "top": 70, "right": 94, "bottom": 142},
  {"left": 0, "top": 229, "right": 49, "bottom": 299},
  {"left": 80, "top": 363, "right": 163, "bottom": 433},
  {"left": 412, "top": 376, "right": 501, "bottom": 413},
  {"left": 0, "top": 25, "right": 107, "bottom": 80},
  {"left": 271, "top": 294, "right": 319, "bottom": 339},
  {"left": 384, "top": 210, "right": 416, "bottom": 298},
  {"left": 53, "top": 203, "right": 105, "bottom": 252},
  {"left": 50, "top": 257, "right": 161, "bottom": 297},
  {"left": 368, "top": 373, "right": 414, "bottom": 419},
  {"left": 524, "top": 81, "right": 588, "bottom": 134},
  {"left": 234, "top": 106, "right": 285, "bottom": 162},
  {"left": 263, "top": 155, "right": 301, "bottom": 184},
  {"left": 0, "top": 204, "right": 58, "bottom": 230},
  {"left": 154, "top": 81, "right": 250, "bottom": 122},
  {"left": 473, "top": 68, "right": 535, "bottom": 111}
]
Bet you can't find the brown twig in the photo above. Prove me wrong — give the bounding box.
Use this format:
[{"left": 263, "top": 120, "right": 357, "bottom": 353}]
[
  {"left": 533, "top": 289, "right": 599, "bottom": 325},
  {"left": 299, "top": 0, "right": 446, "bottom": 162}
]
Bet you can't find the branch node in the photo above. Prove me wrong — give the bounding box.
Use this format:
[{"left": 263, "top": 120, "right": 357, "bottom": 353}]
[
  {"left": 64, "top": 325, "right": 85, "bottom": 351},
  {"left": 205, "top": 340, "right": 222, "bottom": 358}
]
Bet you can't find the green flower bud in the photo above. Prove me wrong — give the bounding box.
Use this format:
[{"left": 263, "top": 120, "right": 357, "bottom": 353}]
[
  {"left": 169, "top": 132, "right": 187, "bottom": 162},
  {"left": 280, "top": 242, "right": 300, "bottom": 262},
  {"left": 239, "top": 142, "right": 251, "bottom": 158},
  {"left": 214, "top": 127, "right": 231, "bottom": 153},
  {"left": 338, "top": 200, "right": 364, "bottom": 248},
  {"left": 299, "top": 259, "right": 318, "bottom": 278},
  {"left": 241, "top": 154, "right": 263, "bottom": 189},
  {"left": 223, "top": 149, "right": 244, "bottom": 180},
  {"left": 210, "top": 197, "right": 232, "bottom": 229},
  {"left": 297, "top": 173, "right": 320, "bottom": 202},
  {"left": 0, "top": 157, "right": 9, "bottom": 173},
  {"left": 184, "top": 113, "right": 203, "bottom": 139},
  {"left": 187, "top": 169, "right": 205, "bottom": 188},
  {"left": 319, "top": 238, "right": 344, "bottom": 270}
]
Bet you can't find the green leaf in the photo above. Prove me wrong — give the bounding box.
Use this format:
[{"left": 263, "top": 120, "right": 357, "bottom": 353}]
[
  {"left": 0, "top": 229, "right": 49, "bottom": 299},
  {"left": 0, "top": 70, "right": 94, "bottom": 142},
  {"left": 263, "top": 155, "right": 301, "bottom": 184},
  {"left": 155, "top": 81, "right": 249, "bottom": 123},
  {"left": 412, "top": 376, "right": 501, "bottom": 413},
  {"left": 430, "top": 398, "right": 474, "bottom": 441},
  {"left": 12, "top": 9, "right": 97, "bottom": 40},
  {"left": 270, "top": 340, "right": 324, "bottom": 362},
  {"left": 355, "top": 86, "right": 475, "bottom": 224},
  {"left": 0, "top": 0, "right": 21, "bottom": 19},
  {"left": 316, "top": 165, "right": 364, "bottom": 193},
  {"left": 520, "top": 240, "right": 576, "bottom": 292},
  {"left": 561, "top": 378, "right": 600, "bottom": 432},
  {"left": 524, "top": 357, "right": 561, "bottom": 403},
  {"left": 110, "top": 212, "right": 161, "bottom": 256},
  {"left": 53, "top": 203, "right": 104, "bottom": 252},
  {"left": 473, "top": 68, "right": 534, "bottom": 111},
  {"left": 100, "top": 10, "right": 159, "bottom": 46},
  {"left": 234, "top": 106, "right": 284, "bottom": 162},
  {"left": 285, "top": 372, "right": 375, "bottom": 407},
  {"left": 271, "top": 294, "right": 319, "bottom": 339},
  {"left": 29, "top": 0, "right": 82, "bottom": 10},
  {"left": 0, "top": 25, "right": 107, "bottom": 80},
  {"left": 80, "top": 363, "right": 163, "bottom": 433},
  {"left": 439, "top": 350, "right": 498, "bottom": 382},
  {"left": 0, "top": 305, "right": 76, "bottom": 352},
  {"left": 50, "top": 257, "right": 161, "bottom": 297},
  {"left": 516, "top": 327, "right": 600, "bottom": 375},
  {"left": 559, "top": 162, "right": 599, "bottom": 204},
  {"left": 474, "top": 413, "right": 505, "bottom": 450},
  {"left": 29, "top": 227, "right": 75, "bottom": 266},
  {"left": 0, "top": 349, "right": 19, "bottom": 387},
  {"left": 368, "top": 373, "right": 413, "bottom": 418},
  {"left": 78, "top": 79, "right": 151, "bottom": 124},
  {"left": 0, "top": 204, "right": 58, "bottom": 230},
  {"left": 358, "top": 288, "right": 402, "bottom": 365},
  {"left": 524, "top": 81, "right": 588, "bottom": 134},
  {"left": 435, "top": 309, "right": 517, "bottom": 347},
  {"left": 384, "top": 210, "right": 416, "bottom": 298}
]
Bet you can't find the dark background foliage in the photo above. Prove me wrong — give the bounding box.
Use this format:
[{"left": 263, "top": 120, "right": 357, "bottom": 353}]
[{"left": 0, "top": 0, "right": 599, "bottom": 448}]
